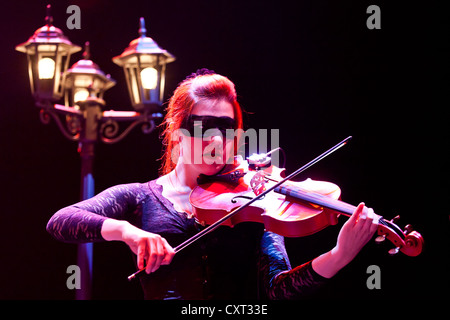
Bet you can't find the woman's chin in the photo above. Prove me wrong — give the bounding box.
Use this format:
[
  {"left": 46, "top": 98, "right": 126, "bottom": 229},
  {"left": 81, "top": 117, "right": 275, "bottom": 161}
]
[{"left": 199, "top": 159, "right": 226, "bottom": 176}]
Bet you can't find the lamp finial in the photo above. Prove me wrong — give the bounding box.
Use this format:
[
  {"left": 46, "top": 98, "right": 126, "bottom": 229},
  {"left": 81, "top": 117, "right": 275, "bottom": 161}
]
[
  {"left": 83, "top": 41, "right": 91, "bottom": 60},
  {"left": 139, "top": 17, "right": 146, "bottom": 37},
  {"left": 45, "top": 4, "right": 53, "bottom": 26}
]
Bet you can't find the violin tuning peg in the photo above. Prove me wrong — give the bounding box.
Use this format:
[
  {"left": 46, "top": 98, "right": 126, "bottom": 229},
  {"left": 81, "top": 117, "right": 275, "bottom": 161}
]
[
  {"left": 375, "top": 234, "right": 386, "bottom": 243},
  {"left": 390, "top": 215, "right": 400, "bottom": 224},
  {"left": 388, "top": 247, "right": 400, "bottom": 255},
  {"left": 404, "top": 224, "right": 414, "bottom": 235}
]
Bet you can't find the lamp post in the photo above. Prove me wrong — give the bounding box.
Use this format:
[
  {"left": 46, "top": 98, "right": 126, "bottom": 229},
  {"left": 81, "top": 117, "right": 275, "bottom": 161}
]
[{"left": 15, "top": 5, "right": 175, "bottom": 299}]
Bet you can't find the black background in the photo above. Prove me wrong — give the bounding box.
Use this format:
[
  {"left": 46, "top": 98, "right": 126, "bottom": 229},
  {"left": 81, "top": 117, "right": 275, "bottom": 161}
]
[{"left": 0, "top": 0, "right": 447, "bottom": 300}]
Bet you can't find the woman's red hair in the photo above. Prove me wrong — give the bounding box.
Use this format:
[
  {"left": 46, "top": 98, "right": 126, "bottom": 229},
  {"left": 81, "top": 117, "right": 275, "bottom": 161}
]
[{"left": 159, "top": 72, "right": 243, "bottom": 175}]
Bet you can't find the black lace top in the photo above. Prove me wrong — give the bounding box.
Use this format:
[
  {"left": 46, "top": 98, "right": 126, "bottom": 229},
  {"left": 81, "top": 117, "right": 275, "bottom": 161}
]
[{"left": 46, "top": 180, "right": 328, "bottom": 299}]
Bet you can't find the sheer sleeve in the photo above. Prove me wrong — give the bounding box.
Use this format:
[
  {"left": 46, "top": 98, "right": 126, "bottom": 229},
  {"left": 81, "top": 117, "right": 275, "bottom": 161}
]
[
  {"left": 46, "top": 183, "right": 144, "bottom": 243},
  {"left": 259, "top": 231, "right": 328, "bottom": 299}
]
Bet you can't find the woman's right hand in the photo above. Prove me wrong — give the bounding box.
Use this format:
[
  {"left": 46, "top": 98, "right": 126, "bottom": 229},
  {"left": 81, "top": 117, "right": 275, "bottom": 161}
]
[{"left": 102, "top": 219, "right": 175, "bottom": 274}]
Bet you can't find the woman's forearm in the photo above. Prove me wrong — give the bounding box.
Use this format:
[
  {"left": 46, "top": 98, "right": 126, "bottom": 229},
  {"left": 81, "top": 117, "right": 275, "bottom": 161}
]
[
  {"left": 101, "top": 218, "right": 130, "bottom": 241},
  {"left": 47, "top": 183, "right": 142, "bottom": 243},
  {"left": 46, "top": 206, "right": 108, "bottom": 243},
  {"left": 311, "top": 247, "right": 348, "bottom": 279}
]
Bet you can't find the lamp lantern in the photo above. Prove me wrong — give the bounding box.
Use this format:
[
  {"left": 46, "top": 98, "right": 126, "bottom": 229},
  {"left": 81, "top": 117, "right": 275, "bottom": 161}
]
[
  {"left": 15, "top": 5, "right": 81, "bottom": 106},
  {"left": 113, "top": 17, "right": 175, "bottom": 112},
  {"left": 64, "top": 42, "right": 116, "bottom": 108}
]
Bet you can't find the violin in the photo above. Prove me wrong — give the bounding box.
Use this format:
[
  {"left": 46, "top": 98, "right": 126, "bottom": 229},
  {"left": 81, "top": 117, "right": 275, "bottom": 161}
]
[{"left": 127, "top": 137, "right": 423, "bottom": 280}]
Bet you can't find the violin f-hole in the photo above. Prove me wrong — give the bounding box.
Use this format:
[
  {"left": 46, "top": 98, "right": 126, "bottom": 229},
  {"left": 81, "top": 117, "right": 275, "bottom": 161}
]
[{"left": 231, "top": 195, "right": 264, "bottom": 203}]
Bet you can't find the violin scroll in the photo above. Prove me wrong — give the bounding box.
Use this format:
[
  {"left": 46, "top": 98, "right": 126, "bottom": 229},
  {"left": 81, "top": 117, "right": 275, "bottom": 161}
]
[
  {"left": 400, "top": 230, "right": 424, "bottom": 257},
  {"left": 375, "top": 216, "right": 424, "bottom": 257}
]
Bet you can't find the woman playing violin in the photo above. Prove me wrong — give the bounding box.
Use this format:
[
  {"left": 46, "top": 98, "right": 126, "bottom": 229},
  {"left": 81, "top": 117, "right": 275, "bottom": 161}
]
[{"left": 46, "top": 70, "right": 379, "bottom": 299}]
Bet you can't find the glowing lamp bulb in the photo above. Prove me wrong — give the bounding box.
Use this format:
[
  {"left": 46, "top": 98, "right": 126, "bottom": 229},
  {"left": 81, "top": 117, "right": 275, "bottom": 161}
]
[
  {"left": 38, "top": 57, "right": 56, "bottom": 79},
  {"left": 140, "top": 67, "right": 157, "bottom": 89},
  {"left": 73, "top": 89, "right": 90, "bottom": 103}
]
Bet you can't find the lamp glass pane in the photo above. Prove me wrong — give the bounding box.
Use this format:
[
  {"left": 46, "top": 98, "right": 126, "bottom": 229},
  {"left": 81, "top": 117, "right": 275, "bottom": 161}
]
[
  {"left": 74, "top": 75, "right": 93, "bottom": 87},
  {"left": 129, "top": 68, "right": 141, "bottom": 104}
]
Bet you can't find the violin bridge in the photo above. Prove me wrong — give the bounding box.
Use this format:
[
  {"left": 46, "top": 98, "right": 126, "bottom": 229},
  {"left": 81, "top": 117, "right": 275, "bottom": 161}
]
[{"left": 250, "top": 171, "right": 268, "bottom": 196}]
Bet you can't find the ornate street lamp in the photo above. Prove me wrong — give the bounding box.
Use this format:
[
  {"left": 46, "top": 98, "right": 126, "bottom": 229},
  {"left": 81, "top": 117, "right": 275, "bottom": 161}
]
[
  {"left": 15, "top": 5, "right": 176, "bottom": 299},
  {"left": 113, "top": 17, "right": 175, "bottom": 112}
]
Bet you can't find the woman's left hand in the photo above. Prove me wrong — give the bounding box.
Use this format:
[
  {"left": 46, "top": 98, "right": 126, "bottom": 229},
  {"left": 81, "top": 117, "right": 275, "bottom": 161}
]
[
  {"left": 312, "top": 202, "right": 380, "bottom": 278},
  {"left": 333, "top": 202, "right": 380, "bottom": 265}
]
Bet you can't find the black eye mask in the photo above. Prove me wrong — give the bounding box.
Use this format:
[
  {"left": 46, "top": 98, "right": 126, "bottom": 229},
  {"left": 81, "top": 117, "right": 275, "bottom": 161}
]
[{"left": 179, "top": 115, "right": 236, "bottom": 138}]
